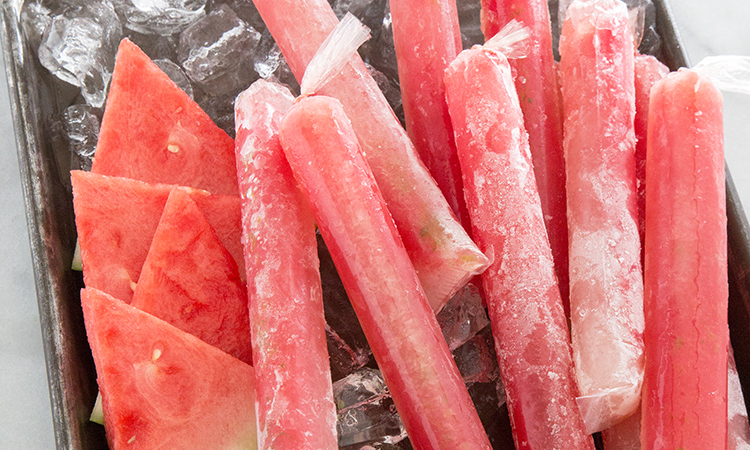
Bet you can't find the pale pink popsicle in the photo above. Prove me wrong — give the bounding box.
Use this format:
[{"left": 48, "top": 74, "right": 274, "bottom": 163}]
[
  {"left": 444, "top": 45, "right": 593, "bottom": 450},
  {"left": 642, "top": 68, "right": 728, "bottom": 450},
  {"left": 634, "top": 54, "right": 669, "bottom": 258},
  {"left": 390, "top": 0, "right": 469, "bottom": 226},
  {"left": 559, "top": 0, "right": 644, "bottom": 433},
  {"left": 251, "top": 0, "right": 489, "bottom": 311},
  {"left": 279, "top": 95, "right": 492, "bottom": 450},
  {"left": 235, "top": 79, "right": 337, "bottom": 450},
  {"left": 481, "top": 0, "right": 570, "bottom": 314}
]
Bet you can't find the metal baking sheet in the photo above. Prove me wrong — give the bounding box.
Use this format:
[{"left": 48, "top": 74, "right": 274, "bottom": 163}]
[{"left": 1, "top": 0, "right": 747, "bottom": 448}]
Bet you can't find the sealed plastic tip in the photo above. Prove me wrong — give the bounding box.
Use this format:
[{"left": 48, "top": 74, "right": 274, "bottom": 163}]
[
  {"left": 693, "top": 56, "right": 750, "bottom": 95},
  {"left": 300, "top": 12, "right": 371, "bottom": 97},
  {"left": 484, "top": 19, "right": 530, "bottom": 59}
]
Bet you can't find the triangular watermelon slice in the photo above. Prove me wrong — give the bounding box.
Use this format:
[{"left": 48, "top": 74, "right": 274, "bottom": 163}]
[
  {"left": 131, "top": 189, "right": 252, "bottom": 365},
  {"left": 91, "top": 38, "right": 238, "bottom": 196},
  {"left": 81, "top": 287, "right": 257, "bottom": 450},
  {"left": 72, "top": 171, "right": 244, "bottom": 302}
]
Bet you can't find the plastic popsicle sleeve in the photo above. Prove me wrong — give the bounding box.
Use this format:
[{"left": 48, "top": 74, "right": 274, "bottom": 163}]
[
  {"left": 444, "top": 22, "right": 594, "bottom": 450},
  {"left": 235, "top": 79, "right": 338, "bottom": 449},
  {"left": 559, "top": 0, "right": 645, "bottom": 433},
  {"left": 481, "top": 0, "right": 571, "bottom": 315}
]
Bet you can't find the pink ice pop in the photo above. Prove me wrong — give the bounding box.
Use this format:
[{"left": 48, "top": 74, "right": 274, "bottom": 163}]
[
  {"left": 642, "top": 68, "right": 728, "bottom": 450},
  {"left": 444, "top": 44, "right": 593, "bottom": 450},
  {"left": 279, "top": 94, "right": 492, "bottom": 450},
  {"left": 559, "top": 0, "right": 644, "bottom": 433},
  {"left": 251, "top": 0, "right": 489, "bottom": 311},
  {"left": 235, "top": 79, "right": 337, "bottom": 449},
  {"left": 389, "top": 0, "right": 469, "bottom": 225},
  {"left": 633, "top": 53, "right": 669, "bottom": 258},
  {"left": 480, "top": 0, "right": 570, "bottom": 313}
]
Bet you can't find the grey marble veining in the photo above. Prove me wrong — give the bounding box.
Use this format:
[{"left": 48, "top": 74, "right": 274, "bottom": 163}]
[{"left": 0, "top": 0, "right": 748, "bottom": 448}]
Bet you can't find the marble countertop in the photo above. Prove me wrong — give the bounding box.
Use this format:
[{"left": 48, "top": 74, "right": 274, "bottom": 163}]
[{"left": 1, "top": 1, "right": 748, "bottom": 448}]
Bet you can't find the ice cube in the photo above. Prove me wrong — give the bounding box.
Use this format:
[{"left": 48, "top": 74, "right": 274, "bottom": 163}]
[
  {"left": 452, "top": 326, "right": 499, "bottom": 385},
  {"left": 196, "top": 87, "right": 240, "bottom": 137},
  {"left": 153, "top": 59, "right": 194, "bottom": 99},
  {"left": 37, "top": 0, "right": 123, "bottom": 108},
  {"left": 63, "top": 104, "right": 100, "bottom": 171},
  {"left": 326, "top": 324, "right": 370, "bottom": 381},
  {"left": 329, "top": 0, "right": 387, "bottom": 34},
  {"left": 125, "top": 31, "right": 178, "bottom": 61},
  {"left": 213, "top": 0, "right": 266, "bottom": 32},
  {"left": 456, "top": 0, "right": 483, "bottom": 49},
  {"left": 318, "top": 232, "right": 372, "bottom": 378},
  {"left": 253, "top": 29, "right": 281, "bottom": 79},
  {"left": 334, "top": 368, "right": 407, "bottom": 447},
  {"left": 177, "top": 4, "right": 261, "bottom": 96},
  {"left": 367, "top": 4, "right": 397, "bottom": 80},
  {"left": 623, "top": 0, "right": 661, "bottom": 55},
  {"left": 436, "top": 282, "right": 490, "bottom": 351},
  {"left": 20, "top": 0, "right": 52, "bottom": 52},
  {"left": 365, "top": 63, "right": 403, "bottom": 126},
  {"left": 109, "top": 0, "right": 207, "bottom": 36}
]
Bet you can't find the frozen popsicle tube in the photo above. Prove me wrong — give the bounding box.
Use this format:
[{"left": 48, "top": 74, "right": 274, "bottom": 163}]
[
  {"left": 251, "top": 0, "right": 489, "bottom": 311},
  {"left": 278, "top": 95, "right": 492, "bottom": 450},
  {"left": 235, "top": 79, "right": 337, "bottom": 450},
  {"left": 559, "top": 0, "right": 644, "bottom": 433},
  {"left": 389, "top": 0, "right": 469, "bottom": 226},
  {"left": 444, "top": 41, "right": 593, "bottom": 450},
  {"left": 641, "top": 67, "right": 728, "bottom": 450},
  {"left": 633, "top": 53, "right": 669, "bottom": 260},
  {"left": 481, "top": 0, "right": 570, "bottom": 314}
]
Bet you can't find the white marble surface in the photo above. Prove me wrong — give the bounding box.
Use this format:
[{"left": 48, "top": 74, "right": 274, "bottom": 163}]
[{"left": 0, "top": 1, "right": 749, "bottom": 448}]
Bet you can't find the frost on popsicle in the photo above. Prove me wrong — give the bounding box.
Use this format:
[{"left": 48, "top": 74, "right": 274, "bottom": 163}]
[
  {"left": 481, "top": 0, "right": 571, "bottom": 315},
  {"left": 279, "top": 94, "right": 492, "bottom": 449},
  {"left": 559, "top": 0, "right": 644, "bottom": 434},
  {"left": 445, "top": 22, "right": 594, "bottom": 449},
  {"left": 236, "top": 79, "right": 338, "bottom": 449}
]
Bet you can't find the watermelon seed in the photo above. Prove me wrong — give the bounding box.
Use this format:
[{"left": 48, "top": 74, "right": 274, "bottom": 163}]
[
  {"left": 128, "top": 436, "right": 135, "bottom": 444},
  {"left": 167, "top": 144, "right": 180, "bottom": 153},
  {"left": 152, "top": 347, "right": 162, "bottom": 362}
]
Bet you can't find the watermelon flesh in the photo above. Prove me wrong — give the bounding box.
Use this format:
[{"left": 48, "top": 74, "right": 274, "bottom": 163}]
[
  {"left": 72, "top": 171, "right": 243, "bottom": 302},
  {"left": 81, "top": 287, "right": 257, "bottom": 450},
  {"left": 91, "top": 38, "right": 239, "bottom": 197},
  {"left": 131, "top": 188, "right": 252, "bottom": 365}
]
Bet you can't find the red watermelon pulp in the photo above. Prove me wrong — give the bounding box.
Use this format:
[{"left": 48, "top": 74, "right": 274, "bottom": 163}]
[
  {"left": 91, "top": 38, "right": 238, "bottom": 197},
  {"left": 131, "top": 188, "right": 252, "bottom": 365},
  {"left": 72, "top": 171, "right": 244, "bottom": 303},
  {"left": 81, "top": 287, "right": 257, "bottom": 450}
]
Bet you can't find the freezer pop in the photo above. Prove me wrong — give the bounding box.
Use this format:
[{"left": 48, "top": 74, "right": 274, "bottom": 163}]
[
  {"left": 559, "top": 0, "right": 644, "bottom": 433},
  {"left": 481, "top": 0, "right": 570, "bottom": 312},
  {"left": 279, "top": 94, "right": 492, "bottom": 450},
  {"left": 235, "top": 79, "right": 337, "bottom": 449},
  {"left": 641, "top": 67, "right": 728, "bottom": 450},
  {"left": 444, "top": 42, "right": 593, "bottom": 450}
]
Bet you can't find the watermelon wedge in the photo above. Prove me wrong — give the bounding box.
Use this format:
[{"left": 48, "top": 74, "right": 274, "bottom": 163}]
[
  {"left": 81, "top": 287, "right": 257, "bottom": 450},
  {"left": 91, "top": 38, "right": 238, "bottom": 196},
  {"left": 131, "top": 188, "right": 252, "bottom": 365},
  {"left": 71, "top": 171, "right": 243, "bottom": 302}
]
